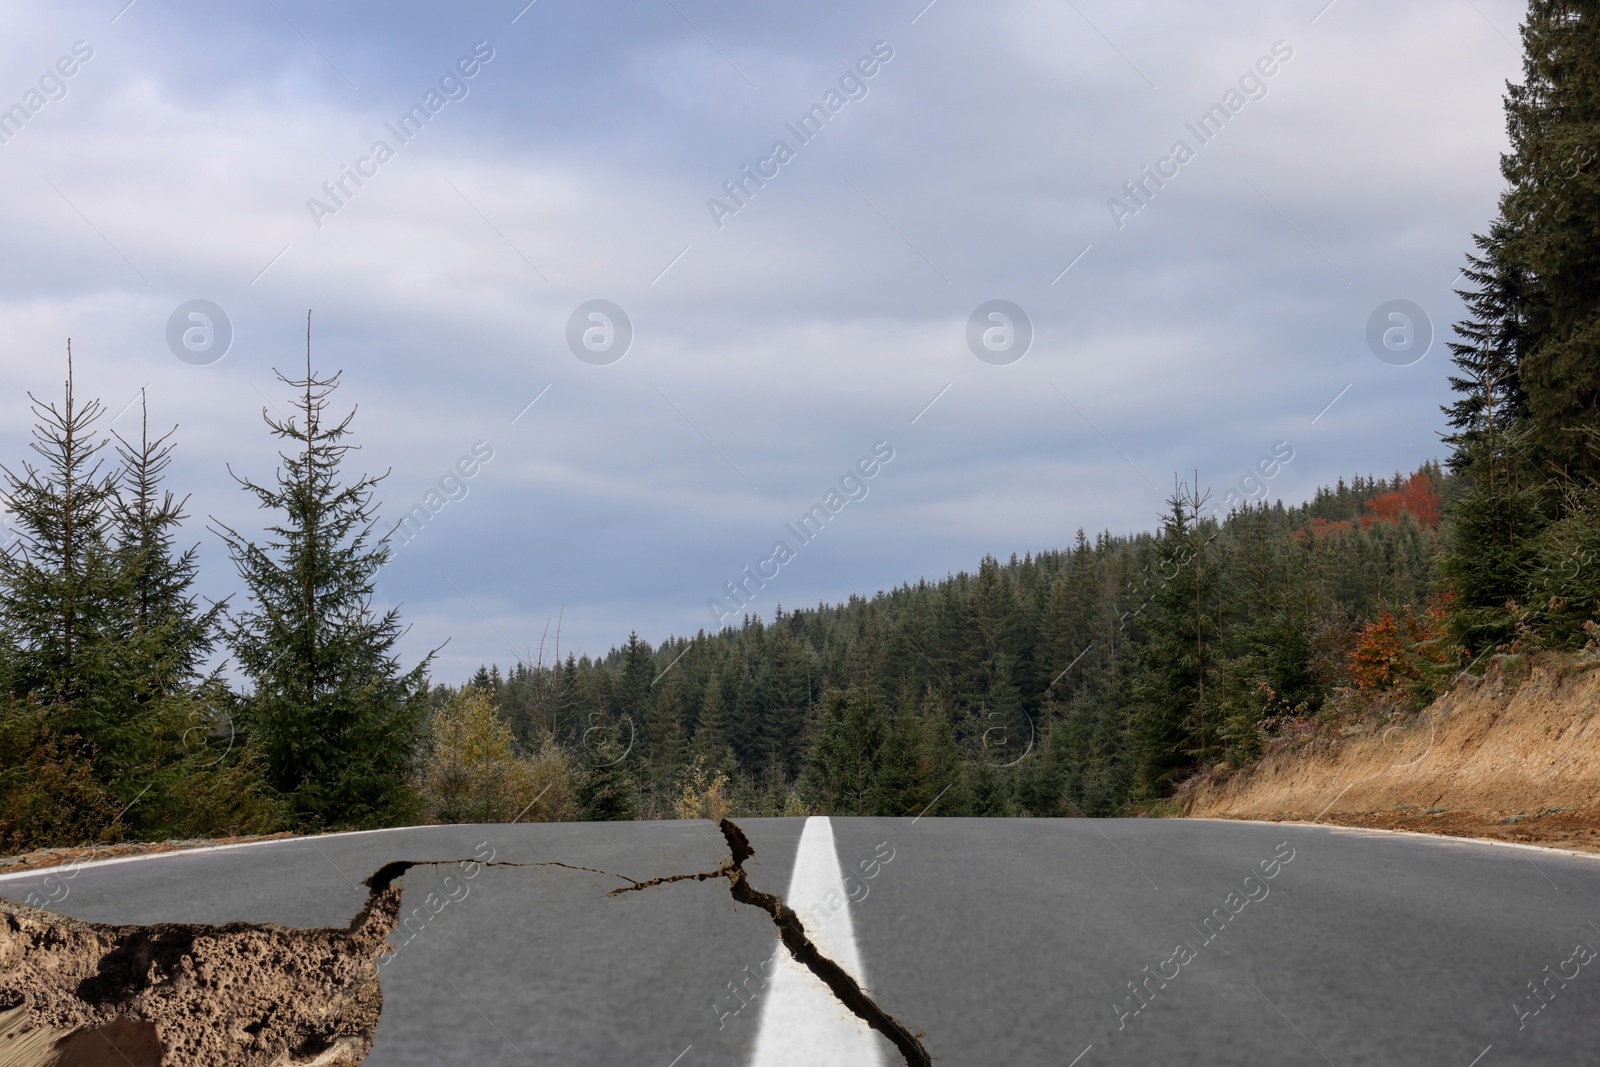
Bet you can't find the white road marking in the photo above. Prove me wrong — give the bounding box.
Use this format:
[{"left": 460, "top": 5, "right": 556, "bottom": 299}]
[{"left": 750, "top": 816, "right": 886, "bottom": 1066}]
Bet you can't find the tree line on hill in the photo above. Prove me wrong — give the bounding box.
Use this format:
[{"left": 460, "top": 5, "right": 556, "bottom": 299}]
[
  {"left": 440, "top": 464, "right": 1450, "bottom": 823},
  {"left": 384, "top": 0, "right": 1600, "bottom": 826},
  {"left": 0, "top": 0, "right": 1594, "bottom": 847}
]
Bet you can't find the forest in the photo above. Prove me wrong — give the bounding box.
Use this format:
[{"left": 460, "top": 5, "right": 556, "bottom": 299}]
[{"left": 0, "top": 0, "right": 1595, "bottom": 849}]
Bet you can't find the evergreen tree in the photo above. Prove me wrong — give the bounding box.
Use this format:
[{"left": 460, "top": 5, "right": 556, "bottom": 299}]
[
  {"left": 1131, "top": 484, "right": 1218, "bottom": 796},
  {"left": 1443, "top": 224, "right": 1531, "bottom": 471},
  {"left": 1526, "top": 482, "right": 1600, "bottom": 646},
  {"left": 111, "top": 392, "right": 222, "bottom": 682},
  {"left": 754, "top": 628, "right": 814, "bottom": 781},
  {"left": 1012, "top": 710, "right": 1067, "bottom": 817},
  {"left": 917, "top": 694, "right": 972, "bottom": 817},
  {"left": 870, "top": 698, "right": 930, "bottom": 816},
  {"left": 0, "top": 349, "right": 123, "bottom": 734},
  {"left": 213, "top": 320, "right": 430, "bottom": 829},
  {"left": 0, "top": 349, "right": 188, "bottom": 823},
  {"left": 617, "top": 631, "right": 652, "bottom": 729},
  {"left": 108, "top": 393, "right": 240, "bottom": 833},
  {"left": 1498, "top": 1, "right": 1600, "bottom": 483},
  {"left": 964, "top": 756, "right": 1014, "bottom": 817},
  {"left": 802, "top": 686, "right": 888, "bottom": 815},
  {"left": 646, "top": 681, "right": 687, "bottom": 795},
  {"left": 573, "top": 732, "right": 638, "bottom": 820},
  {"left": 691, "top": 679, "right": 733, "bottom": 769},
  {"left": 1439, "top": 458, "right": 1545, "bottom": 654}
]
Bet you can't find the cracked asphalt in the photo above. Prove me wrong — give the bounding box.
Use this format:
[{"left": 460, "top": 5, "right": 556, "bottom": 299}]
[{"left": 3, "top": 818, "right": 1599, "bottom": 1066}]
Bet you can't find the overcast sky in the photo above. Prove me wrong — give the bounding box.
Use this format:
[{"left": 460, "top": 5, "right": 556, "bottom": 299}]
[{"left": 0, "top": 0, "right": 1526, "bottom": 677}]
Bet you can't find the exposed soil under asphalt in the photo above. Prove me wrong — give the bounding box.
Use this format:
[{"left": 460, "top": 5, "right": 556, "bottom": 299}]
[{"left": 0, "top": 861, "right": 400, "bottom": 1067}]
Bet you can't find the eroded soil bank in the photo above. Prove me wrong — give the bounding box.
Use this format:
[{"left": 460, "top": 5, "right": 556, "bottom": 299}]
[
  {"left": 1184, "top": 654, "right": 1600, "bottom": 854},
  {"left": 0, "top": 864, "right": 403, "bottom": 1067}
]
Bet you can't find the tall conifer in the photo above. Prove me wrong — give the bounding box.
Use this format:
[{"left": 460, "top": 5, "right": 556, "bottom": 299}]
[{"left": 213, "top": 317, "right": 429, "bottom": 829}]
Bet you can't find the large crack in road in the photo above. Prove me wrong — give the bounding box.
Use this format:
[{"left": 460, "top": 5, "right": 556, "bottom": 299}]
[
  {"left": 612, "top": 820, "right": 933, "bottom": 1067},
  {"left": 0, "top": 820, "right": 930, "bottom": 1067}
]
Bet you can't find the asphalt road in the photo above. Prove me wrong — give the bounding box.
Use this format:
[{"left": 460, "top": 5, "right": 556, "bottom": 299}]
[{"left": 3, "top": 818, "right": 1598, "bottom": 1066}]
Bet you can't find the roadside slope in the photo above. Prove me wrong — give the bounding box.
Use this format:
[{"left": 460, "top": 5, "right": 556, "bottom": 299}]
[{"left": 1185, "top": 654, "right": 1600, "bottom": 853}]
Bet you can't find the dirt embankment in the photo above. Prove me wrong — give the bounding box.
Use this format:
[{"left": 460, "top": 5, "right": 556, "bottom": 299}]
[{"left": 1185, "top": 654, "right": 1600, "bottom": 854}]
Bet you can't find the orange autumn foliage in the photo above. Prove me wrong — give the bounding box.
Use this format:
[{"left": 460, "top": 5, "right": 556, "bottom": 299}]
[
  {"left": 1349, "top": 612, "right": 1413, "bottom": 691},
  {"left": 1348, "top": 594, "right": 1454, "bottom": 696},
  {"left": 1293, "top": 517, "right": 1353, "bottom": 544},
  {"left": 1360, "top": 472, "right": 1442, "bottom": 531}
]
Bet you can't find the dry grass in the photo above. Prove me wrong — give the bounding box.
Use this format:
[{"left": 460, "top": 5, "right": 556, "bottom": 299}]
[{"left": 1184, "top": 652, "right": 1600, "bottom": 853}]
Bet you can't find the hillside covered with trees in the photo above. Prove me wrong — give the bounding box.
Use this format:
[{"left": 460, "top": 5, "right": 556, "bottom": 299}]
[{"left": 0, "top": 0, "right": 1595, "bottom": 850}]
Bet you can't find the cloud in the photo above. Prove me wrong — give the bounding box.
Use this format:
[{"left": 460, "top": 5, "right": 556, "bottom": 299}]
[{"left": 0, "top": 0, "right": 1528, "bottom": 666}]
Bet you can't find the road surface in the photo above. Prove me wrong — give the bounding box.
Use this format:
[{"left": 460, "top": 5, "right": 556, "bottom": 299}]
[{"left": 3, "top": 817, "right": 1597, "bottom": 1065}]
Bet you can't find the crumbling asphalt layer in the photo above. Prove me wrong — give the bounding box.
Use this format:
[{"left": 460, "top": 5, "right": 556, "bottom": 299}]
[{"left": 1, "top": 821, "right": 929, "bottom": 1067}]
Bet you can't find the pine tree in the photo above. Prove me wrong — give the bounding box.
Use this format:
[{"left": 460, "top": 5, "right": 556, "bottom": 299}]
[
  {"left": 112, "top": 393, "right": 221, "bottom": 674},
  {"left": 617, "top": 631, "right": 652, "bottom": 731},
  {"left": 108, "top": 392, "right": 240, "bottom": 834},
  {"left": 647, "top": 681, "right": 687, "bottom": 792},
  {"left": 110, "top": 393, "right": 229, "bottom": 786},
  {"left": 213, "top": 318, "right": 430, "bottom": 829},
  {"left": 754, "top": 629, "right": 814, "bottom": 781},
  {"left": 917, "top": 693, "right": 971, "bottom": 817}
]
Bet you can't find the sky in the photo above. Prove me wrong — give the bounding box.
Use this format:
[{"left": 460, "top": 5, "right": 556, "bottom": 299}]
[{"left": 0, "top": 0, "right": 1528, "bottom": 679}]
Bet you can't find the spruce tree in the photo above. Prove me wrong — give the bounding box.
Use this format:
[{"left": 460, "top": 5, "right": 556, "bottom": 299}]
[
  {"left": 617, "top": 631, "right": 652, "bottom": 730},
  {"left": 1131, "top": 483, "right": 1218, "bottom": 797},
  {"left": 1439, "top": 453, "right": 1544, "bottom": 654},
  {"left": 1443, "top": 224, "right": 1531, "bottom": 470},
  {"left": 1498, "top": 1, "right": 1600, "bottom": 483},
  {"left": 691, "top": 680, "right": 733, "bottom": 769},
  {"left": 916, "top": 693, "right": 971, "bottom": 817},
  {"left": 573, "top": 731, "right": 639, "bottom": 820},
  {"left": 0, "top": 348, "right": 173, "bottom": 818},
  {"left": 107, "top": 393, "right": 239, "bottom": 833},
  {"left": 754, "top": 629, "right": 814, "bottom": 782},
  {"left": 869, "top": 699, "right": 929, "bottom": 816},
  {"left": 0, "top": 348, "right": 122, "bottom": 729},
  {"left": 112, "top": 394, "right": 222, "bottom": 680},
  {"left": 802, "top": 686, "right": 888, "bottom": 815},
  {"left": 964, "top": 757, "right": 1014, "bottom": 817},
  {"left": 213, "top": 319, "right": 429, "bottom": 829}
]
